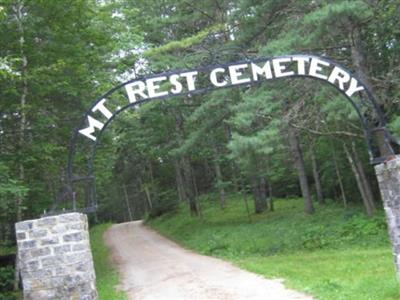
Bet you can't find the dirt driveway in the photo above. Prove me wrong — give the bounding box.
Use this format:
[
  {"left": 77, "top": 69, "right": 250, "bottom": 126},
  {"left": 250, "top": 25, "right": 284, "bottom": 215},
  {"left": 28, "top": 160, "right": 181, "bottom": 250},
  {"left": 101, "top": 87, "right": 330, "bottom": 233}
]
[{"left": 103, "top": 221, "right": 313, "bottom": 300}]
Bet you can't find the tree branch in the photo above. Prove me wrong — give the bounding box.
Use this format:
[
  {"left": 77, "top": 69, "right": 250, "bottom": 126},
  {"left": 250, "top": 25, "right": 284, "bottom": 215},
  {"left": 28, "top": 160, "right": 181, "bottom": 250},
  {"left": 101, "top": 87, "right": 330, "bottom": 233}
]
[{"left": 290, "top": 123, "right": 364, "bottom": 138}]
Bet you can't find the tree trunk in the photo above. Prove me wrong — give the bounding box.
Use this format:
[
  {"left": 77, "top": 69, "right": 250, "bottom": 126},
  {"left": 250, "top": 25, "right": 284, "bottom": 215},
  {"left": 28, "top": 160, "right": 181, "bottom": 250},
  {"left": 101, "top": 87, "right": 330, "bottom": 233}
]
[
  {"left": 351, "top": 142, "right": 376, "bottom": 213},
  {"left": 288, "top": 126, "right": 314, "bottom": 214},
  {"left": 343, "top": 143, "right": 375, "bottom": 216},
  {"left": 240, "top": 178, "right": 252, "bottom": 222},
  {"left": 14, "top": 0, "right": 27, "bottom": 290},
  {"left": 267, "top": 180, "right": 274, "bottom": 211},
  {"left": 191, "top": 164, "right": 199, "bottom": 199},
  {"left": 230, "top": 162, "right": 240, "bottom": 193},
  {"left": 138, "top": 177, "right": 153, "bottom": 211},
  {"left": 147, "top": 159, "right": 154, "bottom": 183},
  {"left": 143, "top": 185, "right": 153, "bottom": 210},
  {"left": 15, "top": 0, "right": 27, "bottom": 223},
  {"left": 224, "top": 123, "right": 240, "bottom": 193},
  {"left": 310, "top": 147, "right": 325, "bottom": 205},
  {"left": 349, "top": 27, "right": 374, "bottom": 94},
  {"left": 174, "top": 160, "right": 185, "bottom": 202},
  {"left": 203, "top": 159, "right": 213, "bottom": 188},
  {"left": 331, "top": 143, "right": 347, "bottom": 207},
  {"left": 252, "top": 176, "right": 261, "bottom": 213},
  {"left": 172, "top": 108, "right": 199, "bottom": 216},
  {"left": 182, "top": 156, "right": 199, "bottom": 216},
  {"left": 122, "top": 184, "right": 133, "bottom": 221},
  {"left": 252, "top": 175, "right": 267, "bottom": 214},
  {"left": 259, "top": 177, "right": 267, "bottom": 207},
  {"left": 213, "top": 147, "right": 226, "bottom": 209},
  {"left": 349, "top": 26, "right": 394, "bottom": 157}
]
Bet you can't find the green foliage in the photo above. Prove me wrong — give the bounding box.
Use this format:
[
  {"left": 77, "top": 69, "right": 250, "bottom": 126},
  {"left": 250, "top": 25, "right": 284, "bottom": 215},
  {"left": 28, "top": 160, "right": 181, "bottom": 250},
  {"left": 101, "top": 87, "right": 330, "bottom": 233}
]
[
  {"left": 0, "top": 266, "right": 15, "bottom": 293},
  {"left": 303, "top": 1, "right": 373, "bottom": 33},
  {"left": 0, "top": 247, "right": 20, "bottom": 300},
  {"left": 300, "top": 213, "right": 387, "bottom": 250},
  {"left": 0, "top": 0, "right": 146, "bottom": 226},
  {"left": 0, "top": 163, "right": 28, "bottom": 228},
  {"left": 148, "top": 189, "right": 179, "bottom": 218},
  {"left": 90, "top": 223, "right": 126, "bottom": 300},
  {"left": 389, "top": 116, "right": 400, "bottom": 137},
  {"left": 148, "top": 195, "right": 400, "bottom": 300},
  {"left": 150, "top": 195, "right": 390, "bottom": 256},
  {"left": 145, "top": 24, "right": 224, "bottom": 57}
]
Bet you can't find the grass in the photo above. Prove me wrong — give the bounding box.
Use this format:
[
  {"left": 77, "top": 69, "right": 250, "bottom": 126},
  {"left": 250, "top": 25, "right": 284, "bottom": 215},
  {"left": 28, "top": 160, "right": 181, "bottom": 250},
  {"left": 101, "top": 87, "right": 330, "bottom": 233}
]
[
  {"left": 147, "top": 194, "right": 400, "bottom": 300},
  {"left": 90, "top": 223, "right": 126, "bottom": 300}
]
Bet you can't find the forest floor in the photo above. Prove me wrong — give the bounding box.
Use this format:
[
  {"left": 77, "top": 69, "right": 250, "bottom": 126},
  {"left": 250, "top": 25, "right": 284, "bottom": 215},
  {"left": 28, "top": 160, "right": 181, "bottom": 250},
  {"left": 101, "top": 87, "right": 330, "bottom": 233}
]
[
  {"left": 147, "top": 195, "right": 400, "bottom": 300},
  {"left": 103, "top": 220, "right": 313, "bottom": 300}
]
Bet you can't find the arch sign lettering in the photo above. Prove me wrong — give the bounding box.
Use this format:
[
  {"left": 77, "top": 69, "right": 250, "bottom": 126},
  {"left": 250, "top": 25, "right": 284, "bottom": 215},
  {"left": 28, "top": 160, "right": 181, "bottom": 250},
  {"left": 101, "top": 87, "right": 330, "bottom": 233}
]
[
  {"left": 65, "top": 53, "right": 397, "bottom": 214},
  {"left": 79, "top": 54, "right": 372, "bottom": 142}
]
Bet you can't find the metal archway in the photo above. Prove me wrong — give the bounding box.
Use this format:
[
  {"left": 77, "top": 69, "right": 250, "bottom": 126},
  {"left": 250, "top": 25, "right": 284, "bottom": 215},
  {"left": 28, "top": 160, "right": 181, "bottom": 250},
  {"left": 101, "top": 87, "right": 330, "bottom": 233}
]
[{"left": 52, "top": 54, "right": 398, "bottom": 214}]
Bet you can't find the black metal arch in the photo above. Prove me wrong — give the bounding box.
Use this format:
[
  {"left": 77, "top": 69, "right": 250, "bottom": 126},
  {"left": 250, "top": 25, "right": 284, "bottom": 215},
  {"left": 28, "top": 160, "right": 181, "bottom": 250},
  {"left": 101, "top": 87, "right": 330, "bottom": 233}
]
[{"left": 56, "top": 54, "right": 398, "bottom": 214}]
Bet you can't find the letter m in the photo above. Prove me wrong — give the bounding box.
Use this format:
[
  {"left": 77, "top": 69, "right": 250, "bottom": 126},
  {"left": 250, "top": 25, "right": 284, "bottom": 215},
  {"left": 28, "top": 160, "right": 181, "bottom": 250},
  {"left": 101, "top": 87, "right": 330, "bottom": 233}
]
[{"left": 78, "top": 116, "right": 104, "bottom": 141}]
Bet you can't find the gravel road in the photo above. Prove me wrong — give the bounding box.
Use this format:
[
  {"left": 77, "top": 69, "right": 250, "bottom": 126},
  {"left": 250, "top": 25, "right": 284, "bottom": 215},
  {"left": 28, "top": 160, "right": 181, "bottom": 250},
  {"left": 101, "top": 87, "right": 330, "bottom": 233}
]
[{"left": 103, "top": 221, "right": 313, "bottom": 300}]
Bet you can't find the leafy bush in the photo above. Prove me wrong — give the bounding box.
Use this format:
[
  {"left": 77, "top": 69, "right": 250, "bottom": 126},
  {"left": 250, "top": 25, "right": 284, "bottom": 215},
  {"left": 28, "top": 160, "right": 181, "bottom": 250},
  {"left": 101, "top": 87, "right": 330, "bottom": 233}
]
[
  {"left": 339, "top": 214, "right": 387, "bottom": 239},
  {"left": 300, "top": 214, "right": 388, "bottom": 250},
  {"left": 148, "top": 189, "right": 179, "bottom": 218},
  {"left": 203, "top": 233, "right": 229, "bottom": 255},
  {"left": 0, "top": 266, "right": 15, "bottom": 292},
  {"left": 301, "top": 226, "right": 330, "bottom": 250}
]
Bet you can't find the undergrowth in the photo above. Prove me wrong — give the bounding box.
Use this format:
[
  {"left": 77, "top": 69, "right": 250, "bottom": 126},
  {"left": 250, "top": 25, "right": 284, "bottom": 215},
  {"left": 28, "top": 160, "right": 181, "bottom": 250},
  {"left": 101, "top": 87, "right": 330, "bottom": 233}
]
[
  {"left": 148, "top": 194, "right": 400, "bottom": 300},
  {"left": 90, "top": 223, "right": 126, "bottom": 300}
]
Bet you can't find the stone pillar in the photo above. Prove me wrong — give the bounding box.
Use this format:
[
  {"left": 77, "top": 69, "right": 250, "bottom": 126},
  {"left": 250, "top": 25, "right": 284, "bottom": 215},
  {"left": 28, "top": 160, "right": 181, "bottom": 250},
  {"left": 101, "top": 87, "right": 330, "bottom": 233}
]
[
  {"left": 15, "top": 213, "right": 98, "bottom": 300},
  {"left": 375, "top": 155, "right": 400, "bottom": 278}
]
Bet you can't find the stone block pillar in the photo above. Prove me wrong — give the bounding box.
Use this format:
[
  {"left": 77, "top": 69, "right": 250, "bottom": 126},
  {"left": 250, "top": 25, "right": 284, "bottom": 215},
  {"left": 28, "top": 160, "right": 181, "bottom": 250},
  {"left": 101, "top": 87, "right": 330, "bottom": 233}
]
[
  {"left": 375, "top": 155, "right": 400, "bottom": 278},
  {"left": 15, "top": 213, "right": 98, "bottom": 299}
]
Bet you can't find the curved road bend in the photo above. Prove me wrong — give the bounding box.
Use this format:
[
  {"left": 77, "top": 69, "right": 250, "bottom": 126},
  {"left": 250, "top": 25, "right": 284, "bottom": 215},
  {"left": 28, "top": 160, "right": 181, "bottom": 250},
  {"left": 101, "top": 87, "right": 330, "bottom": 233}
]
[{"left": 104, "top": 221, "right": 313, "bottom": 300}]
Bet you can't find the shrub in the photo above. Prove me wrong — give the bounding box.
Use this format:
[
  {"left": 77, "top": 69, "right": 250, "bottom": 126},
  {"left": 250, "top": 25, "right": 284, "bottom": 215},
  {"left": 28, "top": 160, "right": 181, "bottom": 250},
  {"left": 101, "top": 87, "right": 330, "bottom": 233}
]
[
  {"left": 0, "top": 266, "right": 15, "bottom": 293},
  {"left": 148, "top": 189, "right": 179, "bottom": 218}
]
